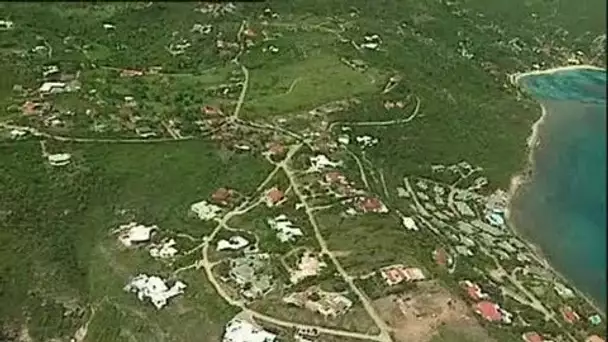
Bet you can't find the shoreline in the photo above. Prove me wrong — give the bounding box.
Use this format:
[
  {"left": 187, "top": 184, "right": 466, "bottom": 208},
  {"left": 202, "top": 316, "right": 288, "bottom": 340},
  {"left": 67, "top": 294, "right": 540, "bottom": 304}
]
[
  {"left": 505, "top": 64, "right": 607, "bottom": 317},
  {"left": 507, "top": 64, "right": 606, "bottom": 85}
]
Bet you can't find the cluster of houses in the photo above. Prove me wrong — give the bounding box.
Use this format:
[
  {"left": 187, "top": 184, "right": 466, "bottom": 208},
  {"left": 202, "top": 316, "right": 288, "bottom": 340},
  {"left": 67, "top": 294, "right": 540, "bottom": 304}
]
[
  {"left": 112, "top": 221, "right": 189, "bottom": 308},
  {"left": 390, "top": 165, "right": 606, "bottom": 336}
]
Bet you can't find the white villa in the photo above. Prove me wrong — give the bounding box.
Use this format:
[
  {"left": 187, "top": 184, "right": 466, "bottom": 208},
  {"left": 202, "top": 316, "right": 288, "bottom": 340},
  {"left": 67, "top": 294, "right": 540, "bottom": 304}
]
[
  {"left": 149, "top": 239, "right": 178, "bottom": 259},
  {"left": 123, "top": 274, "right": 186, "bottom": 310},
  {"left": 190, "top": 200, "right": 222, "bottom": 220},
  {"left": 222, "top": 319, "right": 276, "bottom": 342},
  {"left": 217, "top": 236, "right": 250, "bottom": 251},
  {"left": 267, "top": 215, "right": 303, "bottom": 243},
  {"left": 48, "top": 153, "right": 72, "bottom": 166},
  {"left": 117, "top": 222, "right": 157, "bottom": 247}
]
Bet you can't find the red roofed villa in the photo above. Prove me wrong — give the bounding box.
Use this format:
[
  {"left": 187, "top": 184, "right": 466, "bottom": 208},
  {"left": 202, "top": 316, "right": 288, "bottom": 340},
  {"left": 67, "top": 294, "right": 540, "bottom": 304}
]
[
  {"left": 380, "top": 264, "right": 425, "bottom": 286},
  {"left": 201, "top": 105, "right": 221, "bottom": 115},
  {"left": 474, "top": 301, "right": 503, "bottom": 322},
  {"left": 561, "top": 305, "right": 580, "bottom": 324},
  {"left": 211, "top": 188, "right": 233, "bottom": 205},
  {"left": 522, "top": 332, "right": 544, "bottom": 342},
  {"left": 120, "top": 69, "right": 144, "bottom": 77},
  {"left": 357, "top": 196, "right": 388, "bottom": 213},
  {"left": 265, "top": 187, "right": 284, "bottom": 207},
  {"left": 267, "top": 142, "right": 286, "bottom": 156},
  {"left": 461, "top": 280, "right": 488, "bottom": 301}
]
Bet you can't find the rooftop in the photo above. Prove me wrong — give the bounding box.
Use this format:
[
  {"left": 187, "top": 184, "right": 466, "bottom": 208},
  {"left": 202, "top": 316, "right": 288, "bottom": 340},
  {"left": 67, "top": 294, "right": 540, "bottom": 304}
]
[
  {"left": 522, "top": 332, "right": 544, "bottom": 342},
  {"left": 212, "top": 187, "right": 233, "bottom": 204},
  {"left": 357, "top": 196, "right": 388, "bottom": 213},
  {"left": 265, "top": 187, "right": 284, "bottom": 206},
  {"left": 123, "top": 274, "right": 186, "bottom": 310},
  {"left": 475, "top": 300, "right": 502, "bottom": 322},
  {"left": 222, "top": 319, "right": 276, "bottom": 342},
  {"left": 191, "top": 200, "right": 222, "bottom": 220},
  {"left": 117, "top": 222, "right": 156, "bottom": 247}
]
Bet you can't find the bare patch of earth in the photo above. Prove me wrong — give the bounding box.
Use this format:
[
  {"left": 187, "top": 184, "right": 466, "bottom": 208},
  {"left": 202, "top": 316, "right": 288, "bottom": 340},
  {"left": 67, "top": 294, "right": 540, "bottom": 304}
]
[{"left": 373, "top": 280, "right": 495, "bottom": 342}]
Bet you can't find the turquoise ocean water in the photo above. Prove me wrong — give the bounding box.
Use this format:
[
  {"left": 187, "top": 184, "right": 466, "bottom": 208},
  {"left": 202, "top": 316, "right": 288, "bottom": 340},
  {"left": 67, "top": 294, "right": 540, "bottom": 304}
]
[{"left": 512, "top": 68, "right": 606, "bottom": 311}]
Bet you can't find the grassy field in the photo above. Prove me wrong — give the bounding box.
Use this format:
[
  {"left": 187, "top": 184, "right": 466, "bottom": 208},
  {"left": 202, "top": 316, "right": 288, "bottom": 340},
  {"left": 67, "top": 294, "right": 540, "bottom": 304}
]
[
  {"left": 243, "top": 53, "right": 382, "bottom": 118},
  {"left": 0, "top": 139, "right": 271, "bottom": 341}
]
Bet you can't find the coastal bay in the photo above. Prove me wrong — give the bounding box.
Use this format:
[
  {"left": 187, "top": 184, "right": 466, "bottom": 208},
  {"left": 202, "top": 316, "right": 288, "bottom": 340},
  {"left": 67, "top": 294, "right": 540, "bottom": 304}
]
[{"left": 510, "top": 66, "right": 607, "bottom": 311}]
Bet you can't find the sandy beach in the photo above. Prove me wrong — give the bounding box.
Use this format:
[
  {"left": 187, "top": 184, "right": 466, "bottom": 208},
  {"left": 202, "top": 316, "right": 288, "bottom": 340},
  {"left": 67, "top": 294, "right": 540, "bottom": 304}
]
[
  {"left": 508, "top": 64, "right": 606, "bottom": 86},
  {"left": 505, "top": 65, "right": 607, "bottom": 317}
]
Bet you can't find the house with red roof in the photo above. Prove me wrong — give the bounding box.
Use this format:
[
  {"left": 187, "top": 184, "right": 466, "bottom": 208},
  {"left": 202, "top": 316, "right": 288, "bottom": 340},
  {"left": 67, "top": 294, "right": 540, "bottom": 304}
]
[
  {"left": 357, "top": 196, "right": 388, "bottom": 213},
  {"left": 211, "top": 188, "right": 233, "bottom": 205},
  {"left": 474, "top": 301, "right": 503, "bottom": 322},
  {"left": 461, "top": 280, "right": 488, "bottom": 301},
  {"left": 267, "top": 142, "right": 286, "bottom": 156},
  {"left": 380, "top": 267, "right": 405, "bottom": 286},
  {"left": 560, "top": 305, "right": 580, "bottom": 324},
  {"left": 201, "top": 105, "right": 221, "bottom": 116},
  {"left": 522, "top": 332, "right": 544, "bottom": 342},
  {"left": 21, "top": 101, "right": 41, "bottom": 115},
  {"left": 380, "top": 264, "right": 425, "bottom": 285},
  {"left": 120, "top": 69, "right": 144, "bottom": 77},
  {"left": 265, "top": 187, "right": 284, "bottom": 207},
  {"left": 433, "top": 248, "right": 453, "bottom": 267}
]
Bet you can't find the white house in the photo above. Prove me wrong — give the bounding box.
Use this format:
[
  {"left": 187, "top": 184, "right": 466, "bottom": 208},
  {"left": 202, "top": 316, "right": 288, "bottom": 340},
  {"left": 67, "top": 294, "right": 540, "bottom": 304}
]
[
  {"left": 308, "top": 154, "right": 342, "bottom": 172},
  {"left": 217, "top": 236, "right": 250, "bottom": 251},
  {"left": 48, "top": 153, "right": 72, "bottom": 166},
  {"left": 39, "top": 82, "right": 66, "bottom": 94},
  {"left": 401, "top": 216, "right": 418, "bottom": 231},
  {"left": 117, "top": 222, "right": 157, "bottom": 247},
  {"left": 149, "top": 239, "right": 178, "bottom": 259},
  {"left": 124, "top": 274, "right": 186, "bottom": 310},
  {"left": 267, "top": 215, "right": 303, "bottom": 243},
  {"left": 190, "top": 200, "right": 222, "bottom": 220},
  {"left": 222, "top": 319, "right": 276, "bottom": 342},
  {"left": 10, "top": 129, "right": 27, "bottom": 139}
]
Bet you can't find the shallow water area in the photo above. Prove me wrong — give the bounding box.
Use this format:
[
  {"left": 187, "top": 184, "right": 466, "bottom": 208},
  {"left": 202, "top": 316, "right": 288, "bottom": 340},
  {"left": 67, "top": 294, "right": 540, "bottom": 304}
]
[
  {"left": 520, "top": 68, "right": 606, "bottom": 104},
  {"left": 512, "top": 67, "right": 607, "bottom": 311}
]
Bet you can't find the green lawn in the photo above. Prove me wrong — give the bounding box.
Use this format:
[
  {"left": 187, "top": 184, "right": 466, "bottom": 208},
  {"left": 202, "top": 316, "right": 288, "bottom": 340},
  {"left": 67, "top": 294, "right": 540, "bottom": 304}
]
[{"left": 243, "top": 54, "right": 383, "bottom": 118}]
